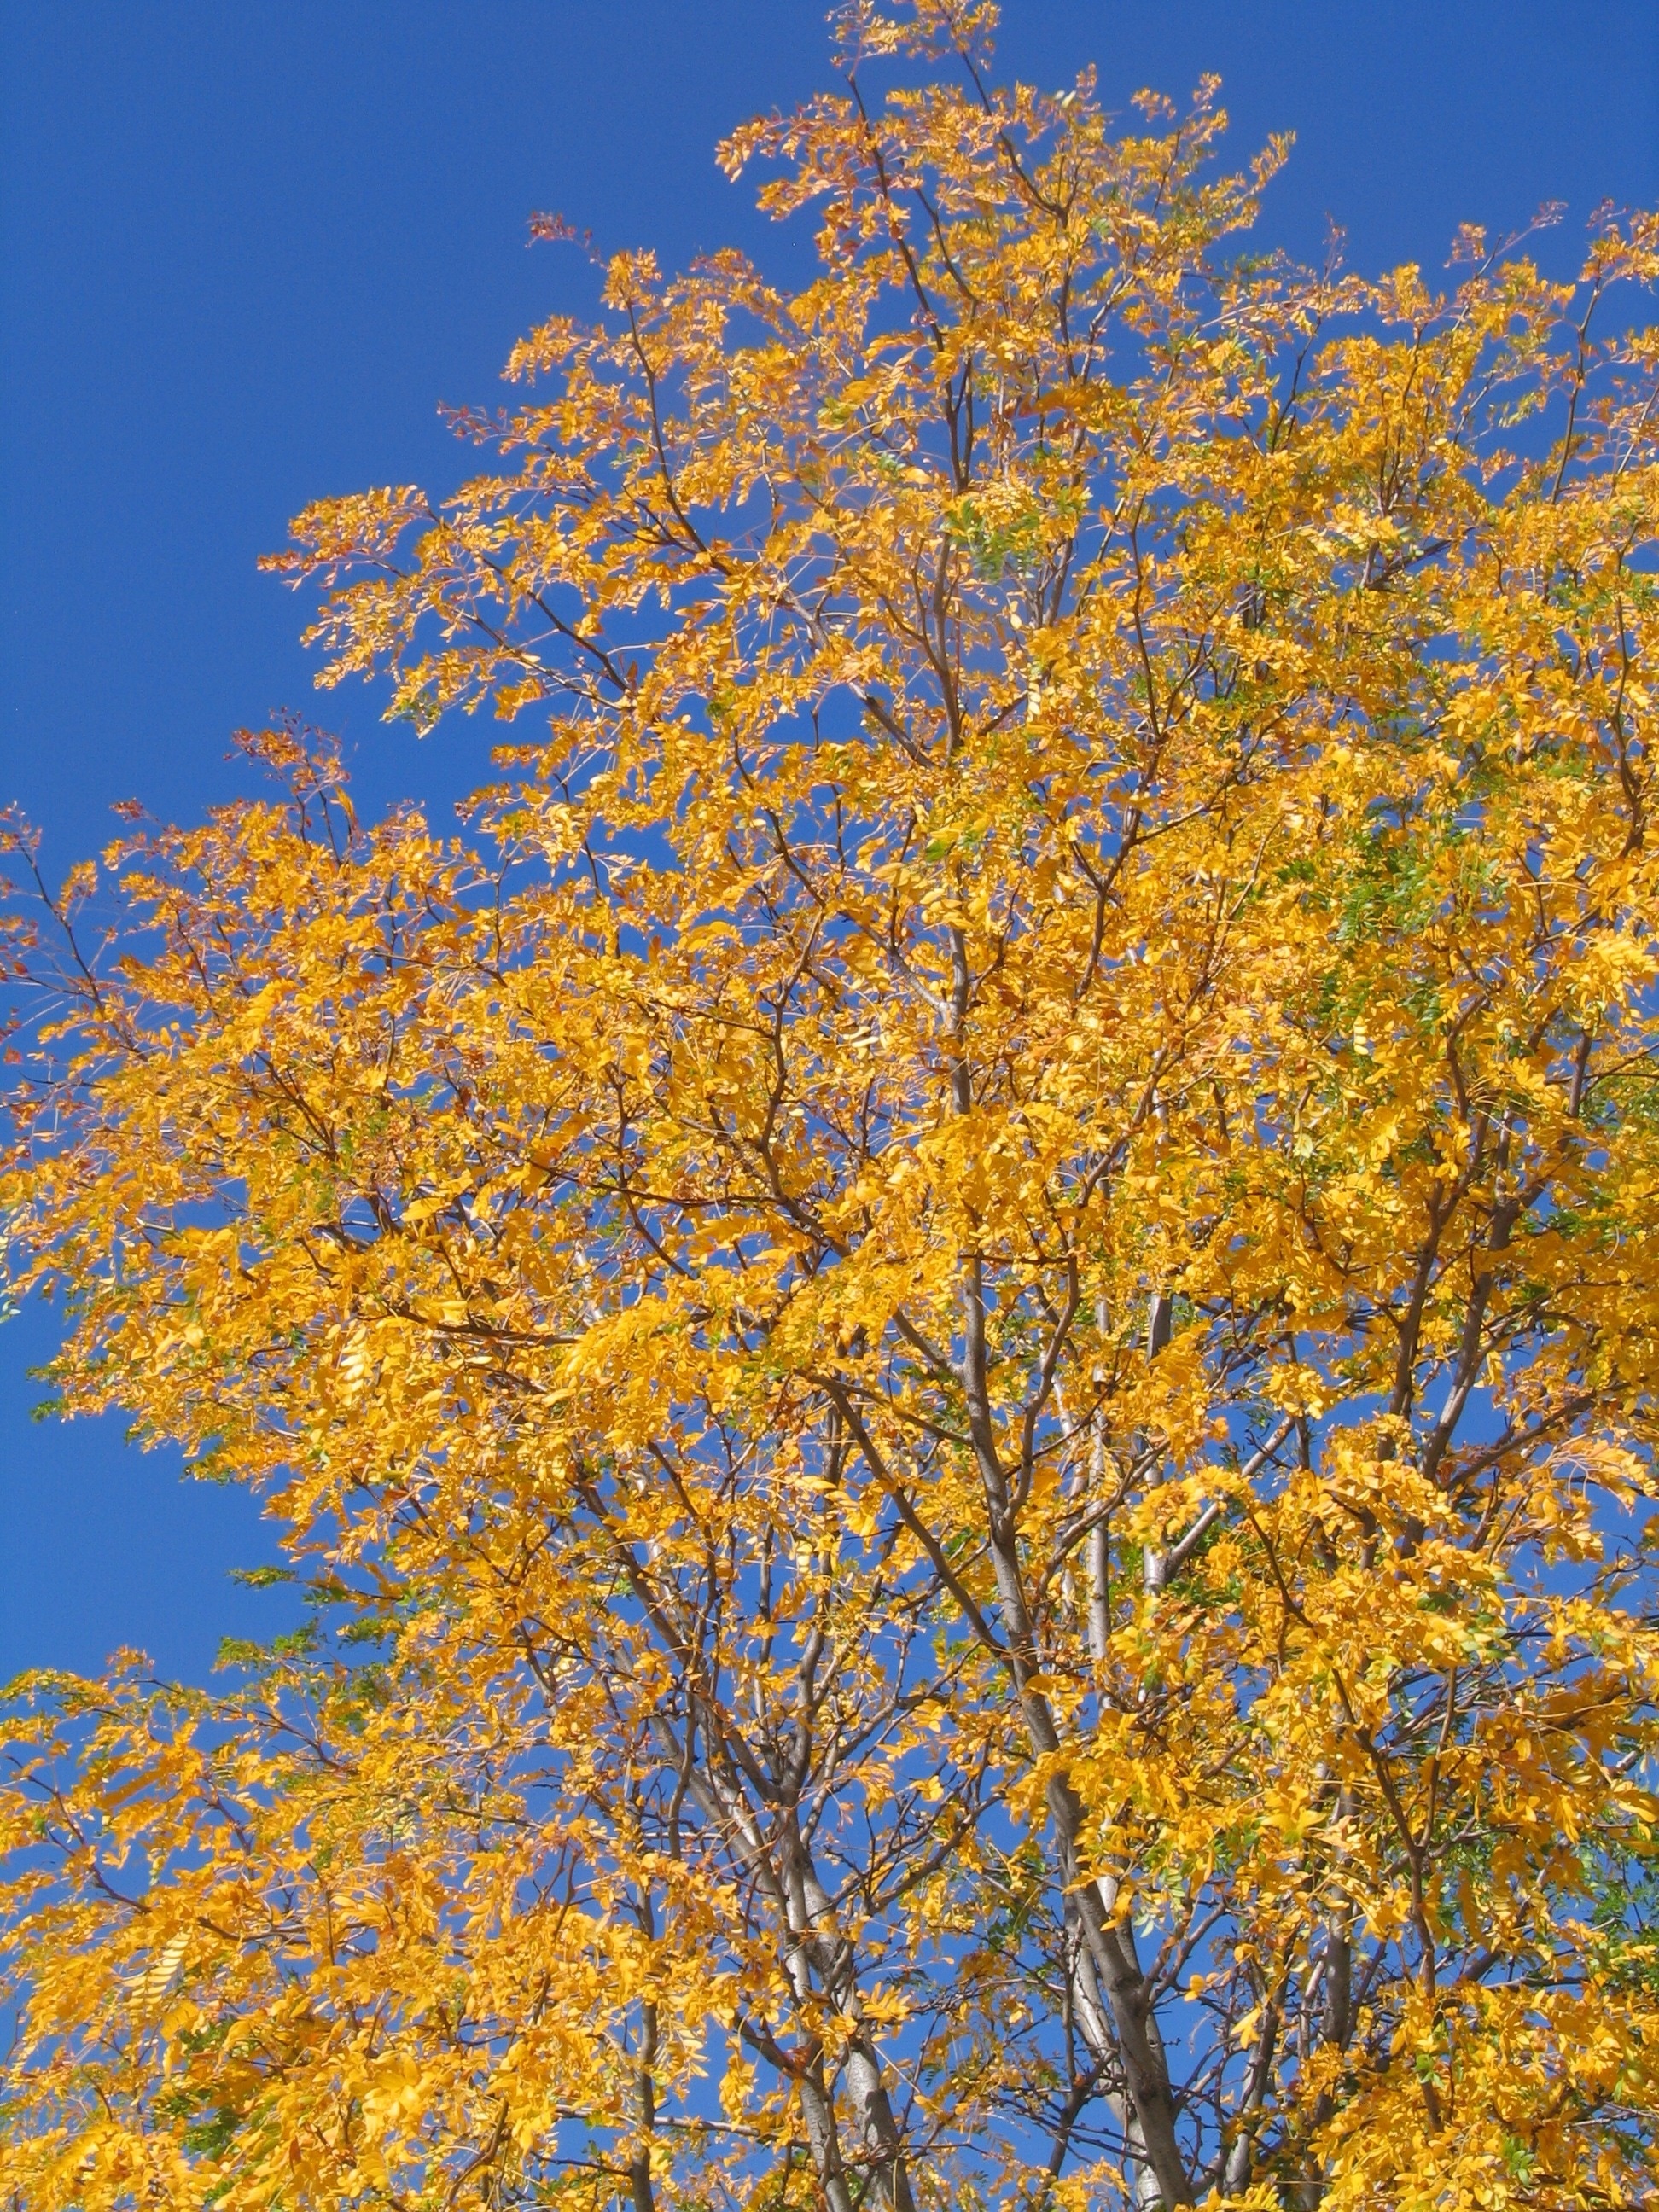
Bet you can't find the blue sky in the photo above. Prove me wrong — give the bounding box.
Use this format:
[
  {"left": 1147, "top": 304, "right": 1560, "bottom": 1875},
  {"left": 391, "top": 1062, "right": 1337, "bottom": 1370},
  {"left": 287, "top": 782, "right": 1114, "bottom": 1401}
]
[{"left": 2, "top": 0, "right": 1656, "bottom": 1684}]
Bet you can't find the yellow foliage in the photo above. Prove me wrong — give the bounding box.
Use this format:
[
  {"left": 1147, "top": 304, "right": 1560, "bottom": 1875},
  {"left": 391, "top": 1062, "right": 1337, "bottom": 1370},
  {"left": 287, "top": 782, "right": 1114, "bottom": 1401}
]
[{"left": 3, "top": 5, "right": 1659, "bottom": 2208}]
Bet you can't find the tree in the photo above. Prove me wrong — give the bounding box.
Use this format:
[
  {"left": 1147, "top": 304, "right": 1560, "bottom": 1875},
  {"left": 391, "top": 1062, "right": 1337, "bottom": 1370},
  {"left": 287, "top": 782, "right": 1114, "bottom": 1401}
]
[{"left": 3, "top": 3, "right": 1659, "bottom": 2205}]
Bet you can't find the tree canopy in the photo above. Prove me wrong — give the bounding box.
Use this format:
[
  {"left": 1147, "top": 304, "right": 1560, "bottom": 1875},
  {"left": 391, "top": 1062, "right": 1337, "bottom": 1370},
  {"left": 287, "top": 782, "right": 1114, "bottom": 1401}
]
[{"left": 3, "top": 4, "right": 1659, "bottom": 2206}]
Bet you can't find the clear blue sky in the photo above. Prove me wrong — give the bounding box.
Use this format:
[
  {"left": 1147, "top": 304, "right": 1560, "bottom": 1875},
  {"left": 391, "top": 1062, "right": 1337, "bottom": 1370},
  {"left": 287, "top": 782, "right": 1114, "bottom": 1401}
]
[{"left": 2, "top": 0, "right": 1656, "bottom": 1685}]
